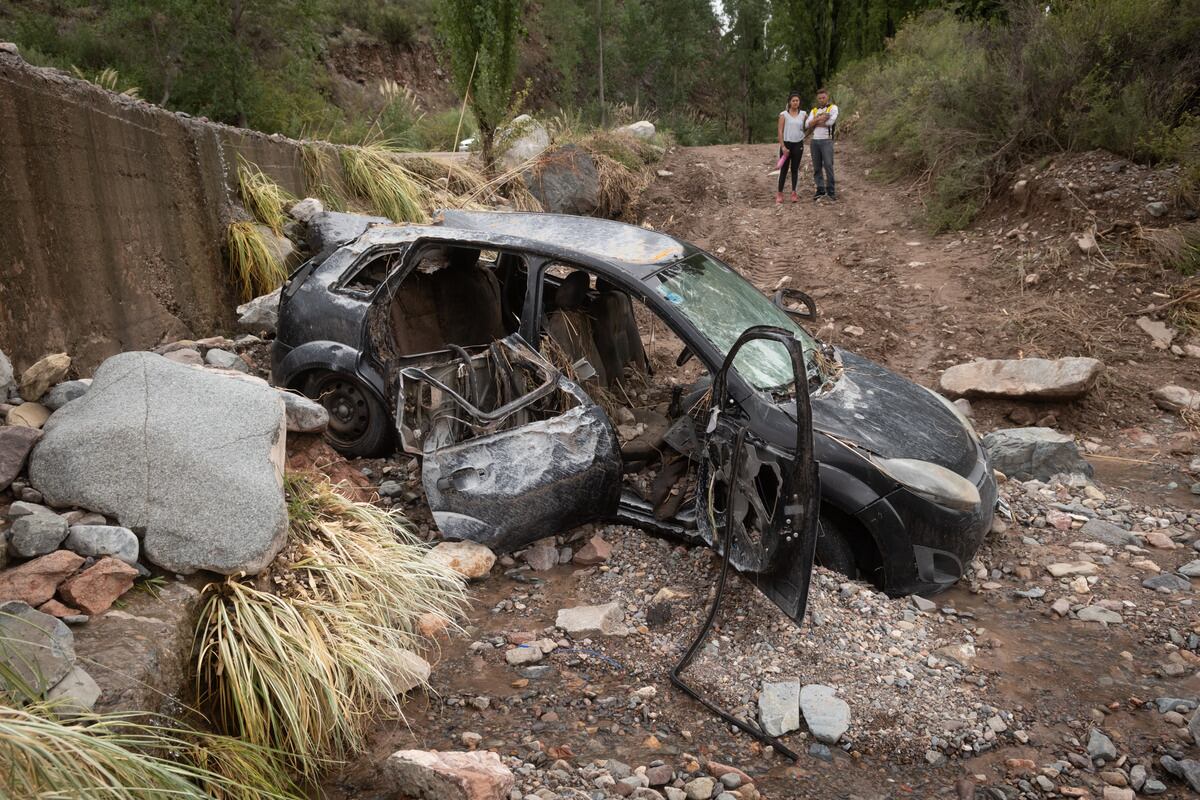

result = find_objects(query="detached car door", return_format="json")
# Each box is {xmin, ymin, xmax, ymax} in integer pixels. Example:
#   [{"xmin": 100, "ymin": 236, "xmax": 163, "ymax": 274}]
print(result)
[
  {"xmin": 394, "ymin": 335, "xmax": 622, "ymax": 552},
  {"xmin": 694, "ymin": 326, "xmax": 821, "ymax": 624}
]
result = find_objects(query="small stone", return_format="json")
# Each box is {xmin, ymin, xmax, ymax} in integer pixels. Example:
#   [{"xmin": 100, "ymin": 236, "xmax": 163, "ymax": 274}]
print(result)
[
  {"xmin": 1101, "ymin": 787, "xmax": 1132, "ymax": 800},
  {"xmin": 387, "ymin": 649, "xmax": 431, "ymax": 695},
  {"xmin": 427, "ymin": 541, "xmax": 496, "ymax": 580},
  {"xmin": 36, "ymin": 598, "xmax": 82, "ymax": 618},
  {"xmin": 799, "ymin": 684, "xmax": 850, "ymax": 744},
  {"xmin": 42, "ymin": 380, "xmax": 90, "ymax": 411},
  {"xmin": 556, "ymin": 602, "xmax": 625, "ymax": 636},
  {"xmin": 64, "ymin": 525, "xmax": 140, "ymax": 565},
  {"xmin": 460, "ymin": 731, "xmax": 483, "ymax": 749},
  {"xmin": 573, "ymin": 534, "xmax": 612, "ymax": 565},
  {"xmin": 1078, "ymin": 606, "xmax": 1123, "ymax": 625},
  {"xmin": 1142, "ymin": 573, "xmax": 1191, "ymax": 593},
  {"xmin": 1143, "ymin": 530, "xmax": 1178, "ymax": 549},
  {"xmin": 1047, "ymin": 561, "xmax": 1100, "ymax": 577},
  {"xmin": 204, "ymin": 348, "xmax": 249, "ymax": 372},
  {"xmin": 523, "ymin": 542, "xmax": 560, "ymax": 572},
  {"xmin": 842, "ymin": 325, "xmax": 864, "ymax": 337},
  {"xmin": 19, "ymin": 353, "xmax": 71, "ymax": 402},
  {"xmin": 8, "ymin": 513, "xmax": 69, "ymax": 558},
  {"xmin": 1087, "ymin": 727, "xmax": 1117, "ymax": 761},
  {"xmin": 505, "ymin": 646, "xmax": 544, "ymax": 666},
  {"xmin": 0, "ymin": 426, "xmax": 42, "ymax": 491},
  {"xmin": 0, "ymin": 550, "xmax": 85, "ymax": 606},
  {"xmin": 57, "ymin": 556, "xmax": 139, "ymax": 616},
  {"xmin": 1146, "ymin": 201, "xmax": 1169, "ymax": 218},
  {"xmin": 684, "ymin": 777, "xmax": 715, "ymax": 800},
  {"xmin": 45, "ymin": 665, "xmax": 101, "ymax": 715},
  {"xmin": 385, "ymin": 749, "xmax": 516, "ymax": 800},
  {"xmin": 7, "ymin": 402, "xmax": 50, "ymax": 429},
  {"xmin": 758, "ymin": 680, "xmax": 801, "ymax": 736},
  {"xmin": 163, "ymin": 348, "xmax": 203, "ymax": 366},
  {"xmin": 278, "ymin": 391, "xmax": 329, "ymax": 433}
]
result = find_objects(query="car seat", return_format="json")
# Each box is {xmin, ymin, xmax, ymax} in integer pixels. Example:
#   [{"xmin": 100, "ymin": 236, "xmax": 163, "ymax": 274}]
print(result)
[
  {"xmin": 592, "ymin": 278, "xmax": 648, "ymax": 385},
  {"xmin": 545, "ymin": 271, "xmax": 609, "ymax": 386}
]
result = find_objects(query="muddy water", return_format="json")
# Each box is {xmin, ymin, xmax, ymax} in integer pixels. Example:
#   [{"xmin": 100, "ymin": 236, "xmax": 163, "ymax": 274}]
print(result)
[{"xmin": 1090, "ymin": 456, "xmax": 1200, "ymax": 509}]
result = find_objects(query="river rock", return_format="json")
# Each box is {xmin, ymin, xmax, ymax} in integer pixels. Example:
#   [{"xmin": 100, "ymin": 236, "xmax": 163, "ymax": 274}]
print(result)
[
  {"xmin": 1047, "ymin": 561, "xmax": 1100, "ymax": 577},
  {"xmin": 557, "ymin": 602, "xmax": 625, "ymax": 636},
  {"xmin": 46, "ymin": 664, "xmax": 101, "ymax": 714},
  {"xmin": 759, "ymin": 680, "xmax": 801, "ymax": 736},
  {"xmin": 573, "ymin": 534, "xmax": 612, "ymax": 565},
  {"xmin": 19, "ymin": 353, "xmax": 71, "ymax": 401},
  {"xmin": 386, "ymin": 749, "xmax": 515, "ymax": 800},
  {"xmin": 1137, "ymin": 316, "xmax": 1175, "ymax": 347},
  {"xmin": 0, "ymin": 348, "xmax": 14, "ymax": 397},
  {"xmin": 1160, "ymin": 756, "xmax": 1200, "ymax": 792},
  {"xmin": 1189, "ymin": 708, "xmax": 1200, "ymax": 746},
  {"xmin": 288, "ymin": 197, "xmax": 324, "ymax": 223},
  {"xmin": 388, "ymin": 649, "xmax": 432, "ymax": 695},
  {"xmin": 0, "ymin": 426, "xmax": 42, "ymax": 491},
  {"xmin": 1078, "ymin": 606, "xmax": 1122, "ymax": 625},
  {"xmin": 684, "ymin": 777, "xmax": 716, "ymax": 800},
  {"xmin": 800, "ymin": 684, "xmax": 850, "ymax": 744},
  {"xmin": 0, "ymin": 550, "xmax": 84, "ymax": 606},
  {"xmin": 1142, "ymin": 573, "xmax": 1191, "ymax": 593},
  {"xmin": 279, "ymin": 391, "xmax": 329, "ymax": 433},
  {"xmin": 64, "ymin": 525, "xmax": 139, "ymax": 565},
  {"xmin": 939, "ymin": 357, "xmax": 1104, "ymax": 400},
  {"xmin": 1179, "ymin": 559, "xmax": 1200, "ymax": 578},
  {"xmin": 427, "ymin": 541, "xmax": 496, "ymax": 580},
  {"xmin": 236, "ymin": 288, "xmax": 281, "ymax": 335},
  {"xmin": 1080, "ymin": 519, "xmax": 1136, "ymax": 547},
  {"xmin": 1152, "ymin": 384, "xmax": 1200, "ymax": 413},
  {"xmin": 42, "ymin": 380, "xmax": 91, "ymax": 411},
  {"xmin": 0, "ymin": 600, "xmax": 76, "ymax": 695},
  {"xmin": 1088, "ymin": 727, "xmax": 1118, "ymax": 761},
  {"xmin": 505, "ymin": 645, "xmax": 544, "ymax": 666},
  {"xmin": 620, "ymin": 120, "xmax": 656, "ymax": 140},
  {"xmin": 29, "ymin": 352, "xmax": 288, "ymax": 575},
  {"xmin": 7, "ymin": 402, "xmax": 50, "ymax": 429},
  {"xmin": 523, "ymin": 542, "xmax": 560, "ymax": 571},
  {"xmin": 204, "ymin": 348, "xmax": 249, "ymax": 372},
  {"xmin": 58, "ymin": 557, "xmax": 138, "ymax": 616},
  {"xmin": 983, "ymin": 427, "xmax": 1092, "ymax": 480},
  {"xmin": 8, "ymin": 513, "xmax": 69, "ymax": 558},
  {"xmin": 500, "ymin": 114, "xmax": 551, "ymax": 170},
  {"xmin": 522, "ymin": 144, "xmax": 601, "ymax": 216}
]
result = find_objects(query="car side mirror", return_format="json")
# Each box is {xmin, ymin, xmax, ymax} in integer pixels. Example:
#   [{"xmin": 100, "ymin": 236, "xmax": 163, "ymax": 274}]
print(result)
[{"xmin": 772, "ymin": 288, "xmax": 817, "ymax": 320}]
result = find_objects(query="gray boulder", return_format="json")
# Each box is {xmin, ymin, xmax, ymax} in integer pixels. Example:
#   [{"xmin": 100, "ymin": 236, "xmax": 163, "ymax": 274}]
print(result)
[
  {"xmin": 0, "ymin": 601, "xmax": 76, "ymax": 696},
  {"xmin": 65, "ymin": 525, "xmax": 140, "ymax": 565},
  {"xmin": 306, "ymin": 211, "xmax": 390, "ymax": 259},
  {"xmin": 0, "ymin": 426, "xmax": 42, "ymax": 491},
  {"xmin": 9, "ymin": 513, "xmax": 69, "ymax": 558},
  {"xmin": 29, "ymin": 352, "xmax": 288, "ymax": 576},
  {"xmin": 1080, "ymin": 519, "xmax": 1136, "ymax": 547},
  {"xmin": 939, "ymin": 357, "xmax": 1103, "ymax": 400},
  {"xmin": 279, "ymin": 391, "xmax": 329, "ymax": 433},
  {"xmin": 1087, "ymin": 727, "xmax": 1117, "ymax": 761},
  {"xmin": 236, "ymin": 289, "xmax": 281, "ymax": 336},
  {"xmin": 620, "ymin": 121, "xmax": 656, "ymax": 140},
  {"xmin": 759, "ymin": 680, "xmax": 801, "ymax": 736},
  {"xmin": 800, "ymin": 684, "xmax": 850, "ymax": 744},
  {"xmin": 1152, "ymin": 384, "xmax": 1200, "ymax": 413},
  {"xmin": 523, "ymin": 145, "xmax": 601, "ymax": 216},
  {"xmin": 982, "ymin": 427, "xmax": 1093, "ymax": 480},
  {"xmin": 46, "ymin": 665, "xmax": 101, "ymax": 715},
  {"xmin": 204, "ymin": 349, "xmax": 249, "ymax": 373},
  {"xmin": 500, "ymin": 114, "xmax": 551, "ymax": 170},
  {"xmin": 42, "ymin": 379, "xmax": 91, "ymax": 411},
  {"xmin": 1141, "ymin": 573, "xmax": 1191, "ymax": 593}
]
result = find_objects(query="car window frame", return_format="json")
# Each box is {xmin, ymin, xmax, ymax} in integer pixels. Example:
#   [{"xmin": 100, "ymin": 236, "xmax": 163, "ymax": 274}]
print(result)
[{"xmin": 332, "ymin": 244, "xmax": 411, "ymax": 299}]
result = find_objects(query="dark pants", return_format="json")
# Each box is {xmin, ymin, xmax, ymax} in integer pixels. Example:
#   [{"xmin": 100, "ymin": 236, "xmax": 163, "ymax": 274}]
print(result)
[
  {"xmin": 811, "ymin": 138, "xmax": 835, "ymax": 196},
  {"xmin": 777, "ymin": 140, "xmax": 803, "ymax": 192}
]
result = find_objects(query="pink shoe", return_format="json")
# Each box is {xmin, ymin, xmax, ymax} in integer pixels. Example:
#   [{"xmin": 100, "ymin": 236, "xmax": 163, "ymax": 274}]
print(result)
[
  {"xmin": 775, "ymin": 192, "xmax": 783, "ymax": 205},
  {"xmin": 790, "ymin": 191, "xmax": 799, "ymax": 203}
]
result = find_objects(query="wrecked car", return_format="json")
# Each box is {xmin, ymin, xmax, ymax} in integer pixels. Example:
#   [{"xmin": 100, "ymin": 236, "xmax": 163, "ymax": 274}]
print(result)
[{"xmin": 272, "ymin": 210, "xmax": 997, "ymax": 614}]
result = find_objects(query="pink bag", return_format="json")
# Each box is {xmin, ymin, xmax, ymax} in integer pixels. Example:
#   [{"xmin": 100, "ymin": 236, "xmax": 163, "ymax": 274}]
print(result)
[{"xmin": 776, "ymin": 151, "xmax": 788, "ymax": 169}]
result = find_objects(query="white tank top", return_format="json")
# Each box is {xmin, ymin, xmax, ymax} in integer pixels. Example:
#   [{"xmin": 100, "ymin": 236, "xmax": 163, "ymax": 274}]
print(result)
[{"xmin": 780, "ymin": 109, "xmax": 807, "ymax": 142}]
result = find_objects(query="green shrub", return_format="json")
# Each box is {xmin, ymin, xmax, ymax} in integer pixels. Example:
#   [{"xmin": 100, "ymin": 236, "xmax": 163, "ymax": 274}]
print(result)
[
  {"xmin": 415, "ymin": 108, "xmax": 474, "ymax": 152},
  {"xmin": 375, "ymin": 6, "xmax": 416, "ymax": 47}
]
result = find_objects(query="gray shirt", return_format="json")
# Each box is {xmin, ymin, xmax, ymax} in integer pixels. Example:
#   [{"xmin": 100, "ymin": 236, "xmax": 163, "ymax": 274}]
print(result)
[{"xmin": 780, "ymin": 109, "xmax": 808, "ymax": 142}]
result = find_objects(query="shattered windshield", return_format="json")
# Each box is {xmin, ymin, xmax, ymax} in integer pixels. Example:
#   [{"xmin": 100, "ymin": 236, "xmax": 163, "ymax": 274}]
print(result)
[{"xmin": 650, "ymin": 253, "xmax": 825, "ymax": 392}]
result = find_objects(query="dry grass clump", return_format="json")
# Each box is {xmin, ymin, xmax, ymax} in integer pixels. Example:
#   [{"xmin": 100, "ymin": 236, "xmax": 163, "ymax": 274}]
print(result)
[
  {"xmin": 237, "ymin": 156, "xmax": 295, "ymax": 234},
  {"xmin": 300, "ymin": 144, "xmax": 347, "ymax": 212},
  {"xmin": 0, "ymin": 702, "xmax": 298, "ymax": 799},
  {"xmin": 194, "ymin": 474, "xmax": 466, "ymax": 781},
  {"xmin": 340, "ymin": 141, "xmax": 430, "ymax": 223},
  {"xmin": 226, "ymin": 220, "xmax": 287, "ymax": 302},
  {"xmin": 592, "ymin": 151, "xmax": 645, "ymax": 218},
  {"xmin": 1136, "ymin": 223, "xmax": 1200, "ymax": 275}
]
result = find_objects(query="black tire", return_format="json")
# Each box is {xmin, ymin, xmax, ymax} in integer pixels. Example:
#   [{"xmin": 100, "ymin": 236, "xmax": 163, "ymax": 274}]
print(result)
[
  {"xmin": 307, "ymin": 371, "xmax": 393, "ymax": 458},
  {"xmin": 815, "ymin": 513, "xmax": 860, "ymax": 580}
]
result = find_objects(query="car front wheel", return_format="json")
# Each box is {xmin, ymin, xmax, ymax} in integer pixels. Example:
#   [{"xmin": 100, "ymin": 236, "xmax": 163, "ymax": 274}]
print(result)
[
  {"xmin": 814, "ymin": 513, "xmax": 861, "ymax": 580},
  {"xmin": 307, "ymin": 371, "xmax": 393, "ymax": 457}
]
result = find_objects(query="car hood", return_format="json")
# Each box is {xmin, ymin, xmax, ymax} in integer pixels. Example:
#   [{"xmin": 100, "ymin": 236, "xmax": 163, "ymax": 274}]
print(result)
[{"xmin": 786, "ymin": 350, "xmax": 978, "ymax": 476}]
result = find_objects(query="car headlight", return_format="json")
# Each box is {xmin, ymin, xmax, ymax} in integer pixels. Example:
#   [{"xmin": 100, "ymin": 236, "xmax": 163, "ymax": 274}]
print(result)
[
  {"xmin": 923, "ymin": 386, "xmax": 979, "ymax": 440},
  {"xmin": 872, "ymin": 457, "xmax": 981, "ymax": 512}
]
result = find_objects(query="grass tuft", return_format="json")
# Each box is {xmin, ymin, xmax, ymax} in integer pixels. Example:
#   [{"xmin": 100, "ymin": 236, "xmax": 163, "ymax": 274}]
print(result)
[
  {"xmin": 237, "ymin": 157, "xmax": 295, "ymax": 234},
  {"xmin": 340, "ymin": 141, "xmax": 430, "ymax": 223},
  {"xmin": 300, "ymin": 144, "xmax": 347, "ymax": 212},
  {"xmin": 226, "ymin": 221, "xmax": 288, "ymax": 302},
  {"xmin": 0, "ymin": 702, "xmax": 298, "ymax": 799},
  {"xmin": 194, "ymin": 474, "xmax": 466, "ymax": 780}
]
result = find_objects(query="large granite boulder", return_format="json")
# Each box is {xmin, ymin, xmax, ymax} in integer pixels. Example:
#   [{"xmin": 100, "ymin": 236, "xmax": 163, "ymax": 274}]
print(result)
[
  {"xmin": 29, "ymin": 352, "xmax": 287, "ymax": 575},
  {"xmin": 982, "ymin": 427, "xmax": 1093, "ymax": 480},
  {"xmin": 500, "ymin": 114, "xmax": 551, "ymax": 170},
  {"xmin": 939, "ymin": 357, "xmax": 1103, "ymax": 400},
  {"xmin": 522, "ymin": 145, "xmax": 601, "ymax": 216}
]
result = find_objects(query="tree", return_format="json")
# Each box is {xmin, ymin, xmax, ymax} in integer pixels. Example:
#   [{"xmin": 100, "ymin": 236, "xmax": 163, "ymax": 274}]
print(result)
[{"xmin": 438, "ymin": 0, "xmax": 525, "ymax": 170}]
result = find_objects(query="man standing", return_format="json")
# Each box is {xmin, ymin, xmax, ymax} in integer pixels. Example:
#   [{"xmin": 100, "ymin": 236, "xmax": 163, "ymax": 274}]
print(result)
[{"xmin": 807, "ymin": 89, "xmax": 839, "ymax": 201}]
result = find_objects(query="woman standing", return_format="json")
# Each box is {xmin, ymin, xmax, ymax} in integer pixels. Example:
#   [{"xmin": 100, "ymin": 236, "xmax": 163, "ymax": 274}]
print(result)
[{"xmin": 776, "ymin": 92, "xmax": 808, "ymax": 204}]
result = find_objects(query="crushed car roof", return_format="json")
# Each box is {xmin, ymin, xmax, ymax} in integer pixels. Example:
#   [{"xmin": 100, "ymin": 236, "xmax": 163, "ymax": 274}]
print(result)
[{"xmin": 346, "ymin": 210, "xmax": 688, "ymax": 272}]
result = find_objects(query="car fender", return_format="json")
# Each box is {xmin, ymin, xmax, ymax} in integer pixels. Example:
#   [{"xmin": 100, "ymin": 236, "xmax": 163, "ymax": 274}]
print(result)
[{"xmin": 275, "ymin": 341, "xmax": 387, "ymax": 403}]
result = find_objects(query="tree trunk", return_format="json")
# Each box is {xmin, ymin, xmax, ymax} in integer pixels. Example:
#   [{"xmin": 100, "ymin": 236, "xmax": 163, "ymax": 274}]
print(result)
[{"xmin": 597, "ymin": 0, "xmax": 606, "ymax": 126}]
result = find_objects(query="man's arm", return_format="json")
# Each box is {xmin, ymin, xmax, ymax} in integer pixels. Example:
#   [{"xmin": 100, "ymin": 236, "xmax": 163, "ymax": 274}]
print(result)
[{"xmin": 826, "ymin": 105, "xmax": 839, "ymax": 127}]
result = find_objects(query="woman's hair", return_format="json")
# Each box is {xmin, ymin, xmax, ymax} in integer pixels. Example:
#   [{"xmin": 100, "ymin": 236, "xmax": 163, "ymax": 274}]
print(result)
[{"xmin": 786, "ymin": 91, "xmax": 801, "ymax": 107}]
